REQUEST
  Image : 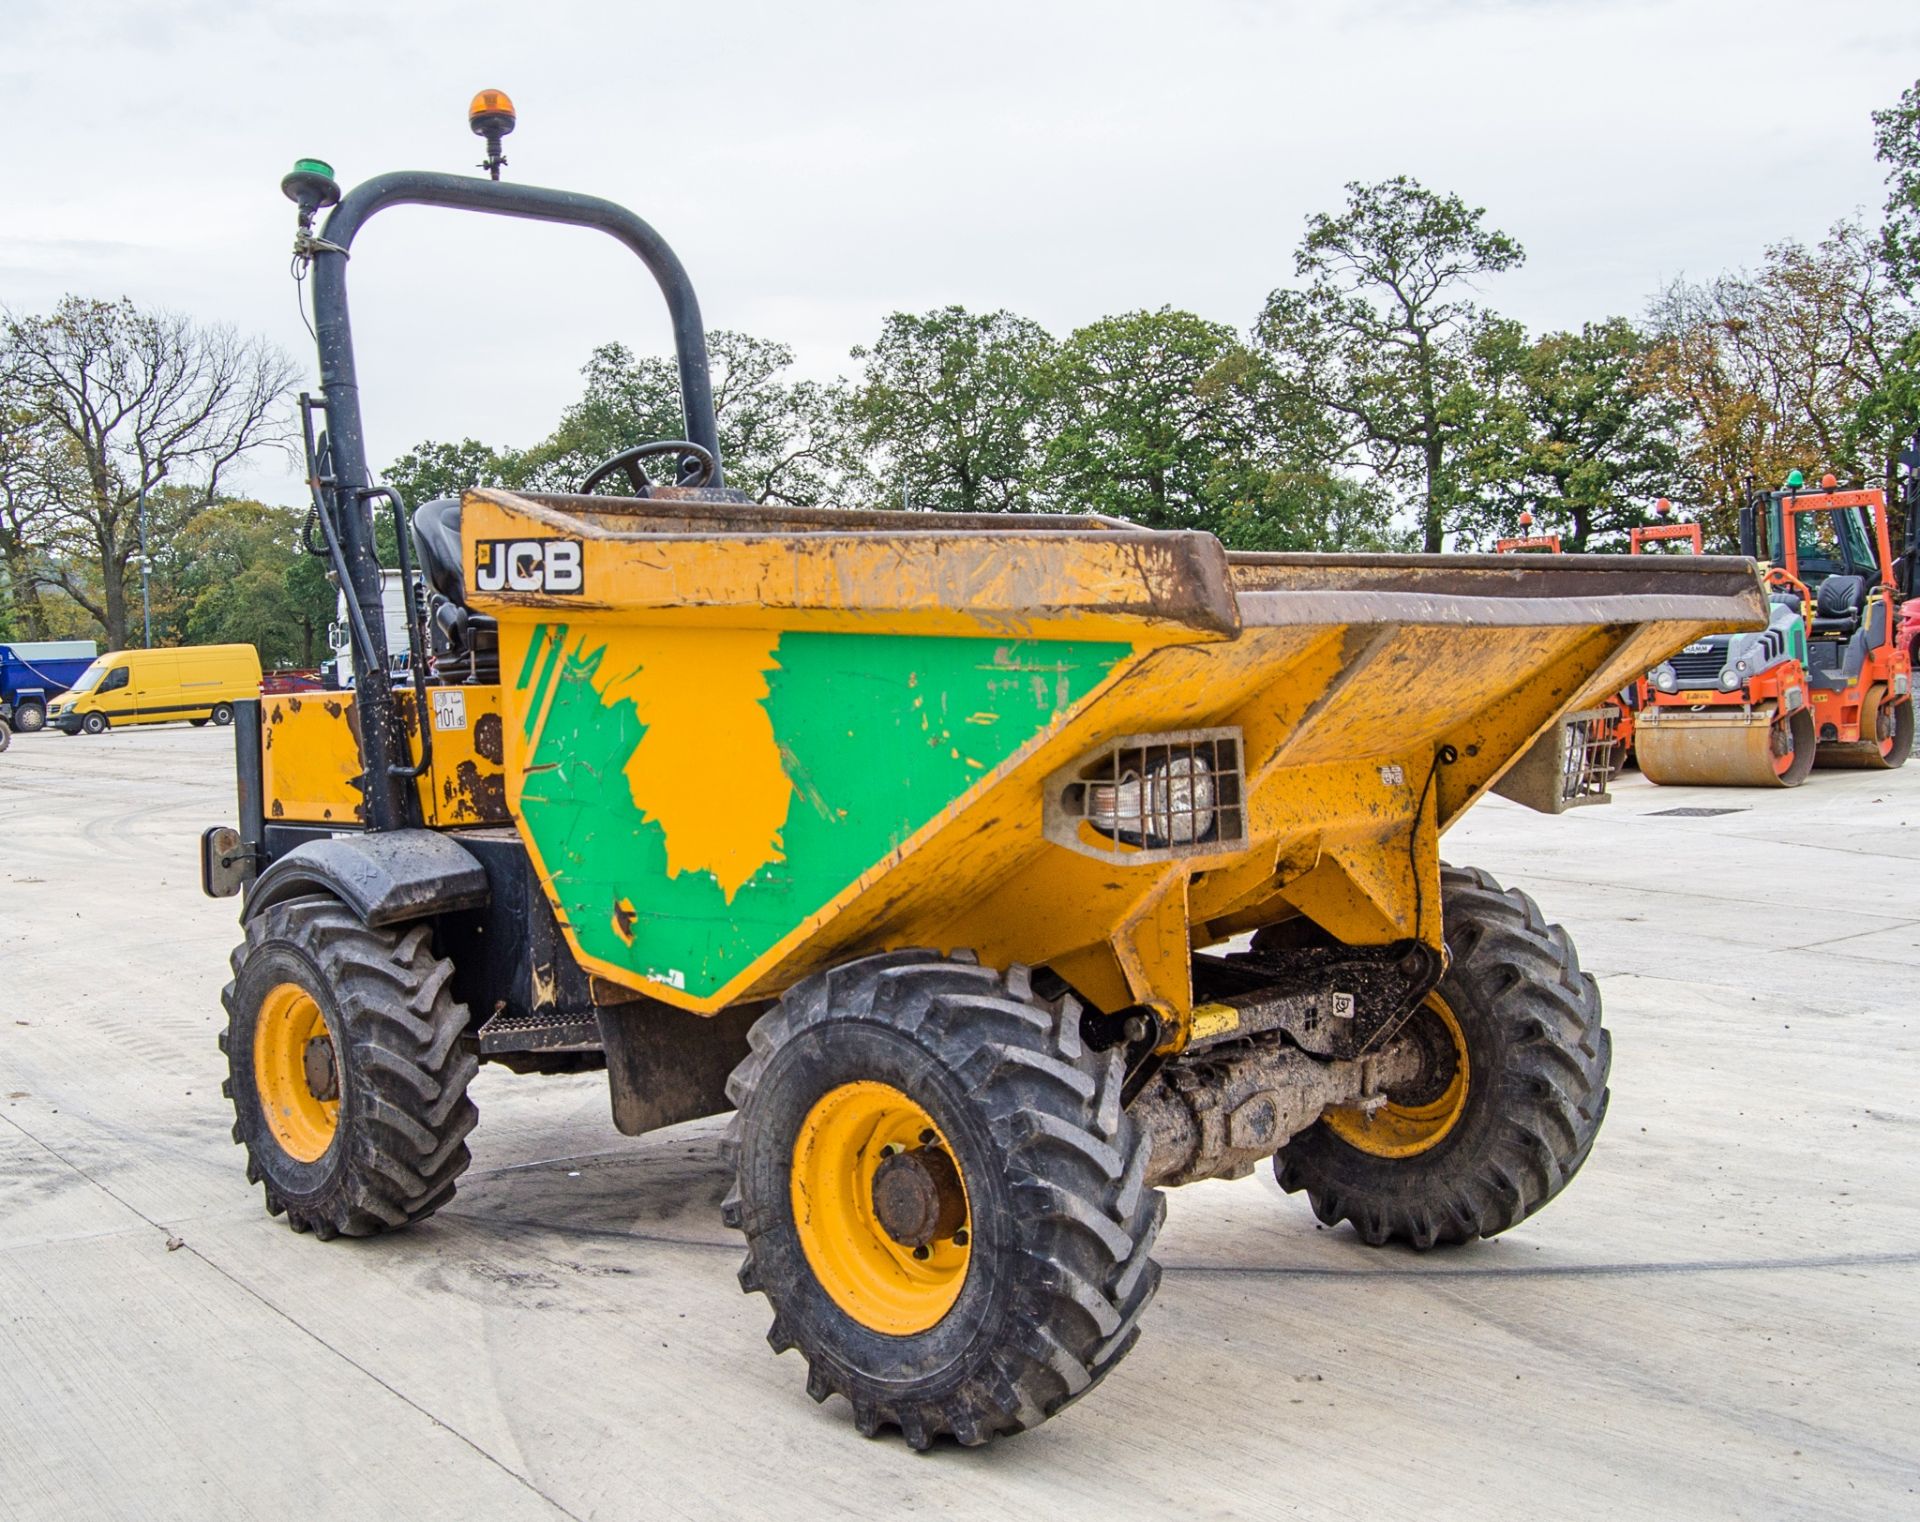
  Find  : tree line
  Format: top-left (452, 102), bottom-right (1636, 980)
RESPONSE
top-left (4, 77), bottom-right (1917, 659)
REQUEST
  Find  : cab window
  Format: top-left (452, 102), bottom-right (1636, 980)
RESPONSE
top-left (98, 666), bottom-right (130, 693)
top-left (1788, 507), bottom-right (1875, 584)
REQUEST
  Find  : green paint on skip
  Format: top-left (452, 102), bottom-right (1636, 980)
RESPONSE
top-left (523, 624), bottom-right (567, 738)
top-left (515, 628), bottom-right (1129, 997)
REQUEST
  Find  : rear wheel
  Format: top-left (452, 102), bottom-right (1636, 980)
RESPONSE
top-left (81, 712), bottom-right (108, 735)
top-left (210, 702), bottom-right (235, 726)
top-left (724, 952), bottom-right (1163, 1449)
top-left (12, 702), bottom-right (44, 734)
top-left (1275, 865), bottom-right (1610, 1249)
top-left (220, 894), bottom-right (478, 1238)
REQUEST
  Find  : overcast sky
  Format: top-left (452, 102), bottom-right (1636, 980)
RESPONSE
top-left (8, 0), bottom-right (1918, 506)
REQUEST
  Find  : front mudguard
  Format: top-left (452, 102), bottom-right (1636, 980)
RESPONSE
top-left (242, 829), bottom-right (490, 928)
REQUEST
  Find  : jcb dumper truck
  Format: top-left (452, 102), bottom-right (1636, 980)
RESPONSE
top-left (198, 98), bottom-right (1766, 1450)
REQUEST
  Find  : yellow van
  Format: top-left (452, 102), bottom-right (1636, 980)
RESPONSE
top-left (50, 644), bottom-right (262, 735)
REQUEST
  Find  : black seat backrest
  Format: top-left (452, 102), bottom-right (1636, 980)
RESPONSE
top-left (1814, 574), bottom-right (1865, 620)
top-left (412, 498), bottom-right (466, 605)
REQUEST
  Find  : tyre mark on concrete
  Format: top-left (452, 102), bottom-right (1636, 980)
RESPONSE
top-left (1158, 1249), bottom-right (1920, 1279)
top-left (1418, 1272), bottom-right (1920, 1491)
top-left (442, 1206), bottom-right (1920, 1282)
top-left (0, 1107), bottom-right (586, 1522)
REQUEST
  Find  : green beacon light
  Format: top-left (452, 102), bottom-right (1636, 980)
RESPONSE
top-left (1785, 469), bottom-right (1805, 490)
top-left (281, 157), bottom-right (343, 228)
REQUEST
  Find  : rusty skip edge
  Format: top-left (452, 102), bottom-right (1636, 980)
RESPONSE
top-left (519, 490), bottom-right (1142, 537)
top-left (469, 489), bottom-right (1244, 634)
top-left (1231, 552), bottom-right (1768, 628)
top-left (469, 489), bottom-right (1767, 635)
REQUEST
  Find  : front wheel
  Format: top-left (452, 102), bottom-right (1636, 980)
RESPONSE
top-left (1275, 865), bottom-right (1610, 1249)
top-left (81, 712), bottom-right (108, 735)
top-left (219, 894), bottom-right (479, 1238)
top-left (724, 953), bottom-right (1163, 1449)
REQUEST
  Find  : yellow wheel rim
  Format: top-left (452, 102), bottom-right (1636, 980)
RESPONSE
top-left (1325, 993), bottom-right (1469, 1159)
top-left (253, 982), bottom-right (339, 1164)
top-left (790, 1080), bottom-right (972, 1336)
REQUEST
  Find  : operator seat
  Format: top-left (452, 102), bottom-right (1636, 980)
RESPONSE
top-left (1809, 574), bottom-right (1866, 638)
top-left (411, 497), bottom-right (498, 682)
top-left (412, 498), bottom-right (467, 605)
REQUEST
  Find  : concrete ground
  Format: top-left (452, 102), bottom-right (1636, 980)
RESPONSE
top-left (1, 724), bottom-right (1915, 1522)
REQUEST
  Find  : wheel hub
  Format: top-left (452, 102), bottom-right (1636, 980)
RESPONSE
top-left (871, 1144), bottom-right (967, 1249)
top-left (1324, 992), bottom-right (1470, 1159)
top-left (789, 1080), bottom-right (973, 1334)
top-left (253, 982), bottom-right (340, 1163)
top-left (303, 1035), bottom-right (340, 1102)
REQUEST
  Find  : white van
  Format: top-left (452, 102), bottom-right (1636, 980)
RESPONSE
top-left (327, 571), bottom-right (418, 688)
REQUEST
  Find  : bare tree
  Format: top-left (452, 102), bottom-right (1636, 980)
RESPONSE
top-left (4, 297), bottom-right (297, 647)
top-left (0, 403), bottom-right (61, 639)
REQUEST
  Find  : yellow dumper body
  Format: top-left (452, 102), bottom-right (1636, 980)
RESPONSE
top-left (263, 490), bottom-right (1762, 1050)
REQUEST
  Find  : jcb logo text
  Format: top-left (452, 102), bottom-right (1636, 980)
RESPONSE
top-left (473, 539), bottom-right (584, 596)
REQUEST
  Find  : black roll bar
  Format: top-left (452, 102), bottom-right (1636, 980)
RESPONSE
top-left (301, 169), bottom-right (724, 831)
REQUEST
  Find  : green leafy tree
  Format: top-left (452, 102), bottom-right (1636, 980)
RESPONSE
top-left (851, 308), bottom-right (1054, 512)
top-left (1212, 469), bottom-right (1411, 552)
top-left (1256, 177), bottom-right (1526, 551)
top-left (1866, 77), bottom-right (1920, 461)
top-left (383, 438), bottom-right (525, 511)
top-left (162, 500), bottom-right (336, 667)
top-left (1873, 77), bottom-right (1920, 296)
top-left (520, 331), bottom-right (859, 506)
top-left (1463, 318), bottom-right (1682, 551)
top-left (1037, 308), bottom-right (1253, 529)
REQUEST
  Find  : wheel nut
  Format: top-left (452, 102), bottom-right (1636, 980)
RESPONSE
top-left (952, 1228), bottom-right (969, 1247)
top-left (912, 1245), bottom-right (930, 1261)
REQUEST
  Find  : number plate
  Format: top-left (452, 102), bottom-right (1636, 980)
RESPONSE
top-left (431, 690), bottom-right (468, 731)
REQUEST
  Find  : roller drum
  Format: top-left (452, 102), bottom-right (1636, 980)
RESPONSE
top-left (1635, 705), bottom-right (1815, 788)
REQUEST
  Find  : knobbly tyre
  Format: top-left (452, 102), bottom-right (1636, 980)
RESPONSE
top-left (199, 95), bottom-right (1767, 1450)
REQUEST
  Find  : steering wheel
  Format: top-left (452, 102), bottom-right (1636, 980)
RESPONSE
top-left (1763, 564), bottom-right (1812, 612)
top-left (578, 440), bottom-right (717, 495)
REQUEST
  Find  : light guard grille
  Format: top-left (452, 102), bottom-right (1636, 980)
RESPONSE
top-left (1559, 708), bottom-right (1616, 806)
top-left (1044, 728), bottom-right (1247, 864)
